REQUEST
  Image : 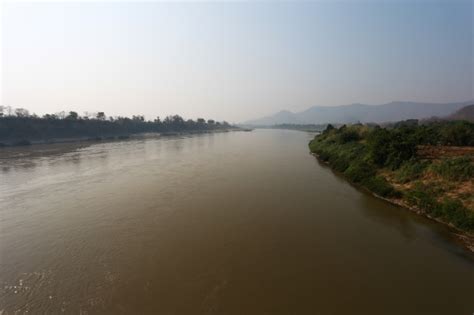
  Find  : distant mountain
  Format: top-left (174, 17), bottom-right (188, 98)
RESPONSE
top-left (244, 100), bottom-right (474, 125)
top-left (447, 104), bottom-right (474, 122)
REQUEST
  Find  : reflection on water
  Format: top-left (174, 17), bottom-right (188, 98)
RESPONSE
top-left (0, 130), bottom-right (473, 314)
top-left (361, 196), bottom-right (418, 242)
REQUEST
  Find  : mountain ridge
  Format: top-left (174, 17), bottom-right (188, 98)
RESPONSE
top-left (243, 100), bottom-right (474, 125)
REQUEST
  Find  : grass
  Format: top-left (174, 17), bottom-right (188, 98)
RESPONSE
top-left (394, 159), bottom-right (430, 183)
top-left (430, 157), bottom-right (474, 181)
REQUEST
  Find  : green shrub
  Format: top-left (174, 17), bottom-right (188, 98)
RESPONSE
top-left (367, 127), bottom-right (392, 166)
top-left (405, 183), bottom-right (439, 214)
top-left (405, 186), bottom-right (474, 231)
top-left (323, 124), bottom-right (335, 134)
top-left (362, 176), bottom-right (398, 197)
top-left (344, 161), bottom-right (375, 183)
top-left (332, 155), bottom-right (351, 172)
top-left (367, 128), bottom-right (417, 169)
top-left (439, 121), bottom-right (474, 146)
top-left (395, 159), bottom-right (430, 183)
top-left (337, 128), bottom-right (360, 144)
top-left (439, 198), bottom-right (474, 231)
top-left (318, 150), bottom-right (331, 162)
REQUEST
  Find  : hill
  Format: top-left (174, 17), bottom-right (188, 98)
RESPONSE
top-left (245, 100), bottom-right (473, 125)
top-left (447, 104), bottom-right (474, 122)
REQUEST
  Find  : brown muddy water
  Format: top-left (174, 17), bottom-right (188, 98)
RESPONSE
top-left (0, 129), bottom-right (473, 314)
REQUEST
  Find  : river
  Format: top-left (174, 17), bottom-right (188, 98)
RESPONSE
top-left (0, 129), bottom-right (473, 314)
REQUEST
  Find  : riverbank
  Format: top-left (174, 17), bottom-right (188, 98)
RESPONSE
top-left (311, 152), bottom-right (474, 251)
top-left (0, 128), bottom-right (245, 148)
top-left (309, 122), bottom-right (474, 252)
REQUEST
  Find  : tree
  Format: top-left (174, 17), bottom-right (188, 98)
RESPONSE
top-left (0, 106), bottom-right (231, 143)
top-left (367, 128), bottom-right (416, 169)
top-left (323, 124), bottom-right (335, 134)
top-left (337, 128), bottom-right (360, 143)
top-left (172, 115), bottom-right (184, 123)
top-left (43, 114), bottom-right (57, 120)
top-left (163, 116), bottom-right (173, 125)
top-left (440, 122), bottom-right (474, 146)
top-left (15, 108), bottom-right (30, 117)
top-left (367, 128), bottom-right (392, 166)
top-left (1, 106), bottom-right (14, 116)
top-left (66, 111), bottom-right (79, 120)
top-left (96, 112), bottom-right (106, 120)
top-left (83, 111), bottom-right (96, 119)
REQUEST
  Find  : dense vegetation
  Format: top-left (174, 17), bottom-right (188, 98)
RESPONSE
top-left (0, 106), bottom-right (233, 146)
top-left (309, 120), bottom-right (474, 232)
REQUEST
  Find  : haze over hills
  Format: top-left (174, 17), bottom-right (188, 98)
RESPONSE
top-left (244, 101), bottom-right (474, 125)
top-left (447, 104), bottom-right (474, 122)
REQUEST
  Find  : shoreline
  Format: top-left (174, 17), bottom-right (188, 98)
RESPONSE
top-left (0, 128), bottom-right (246, 148)
top-left (311, 152), bottom-right (474, 252)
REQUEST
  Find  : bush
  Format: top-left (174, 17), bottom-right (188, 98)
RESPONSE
top-left (317, 150), bottom-right (331, 162)
top-left (323, 124), bottom-right (335, 134)
top-left (332, 155), bottom-right (351, 172)
top-left (363, 176), bottom-right (398, 197)
top-left (405, 183), bottom-right (439, 214)
top-left (337, 128), bottom-right (360, 144)
top-left (405, 186), bottom-right (474, 231)
top-left (366, 128), bottom-right (416, 169)
top-left (395, 159), bottom-right (430, 183)
top-left (439, 121), bottom-right (474, 146)
top-left (439, 198), bottom-right (474, 231)
top-left (344, 161), bottom-right (375, 183)
top-left (367, 127), bottom-right (392, 166)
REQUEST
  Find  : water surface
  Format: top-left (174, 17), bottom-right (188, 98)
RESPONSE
top-left (1, 130), bottom-right (473, 314)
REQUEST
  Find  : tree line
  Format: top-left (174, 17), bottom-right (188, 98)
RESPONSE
top-left (0, 106), bottom-right (233, 145)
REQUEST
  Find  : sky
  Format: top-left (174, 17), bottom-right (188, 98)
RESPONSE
top-left (1, 1), bottom-right (473, 122)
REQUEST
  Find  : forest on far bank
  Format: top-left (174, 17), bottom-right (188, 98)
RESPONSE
top-left (0, 106), bottom-right (233, 146)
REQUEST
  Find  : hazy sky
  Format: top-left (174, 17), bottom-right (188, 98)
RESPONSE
top-left (1, 1), bottom-right (473, 122)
